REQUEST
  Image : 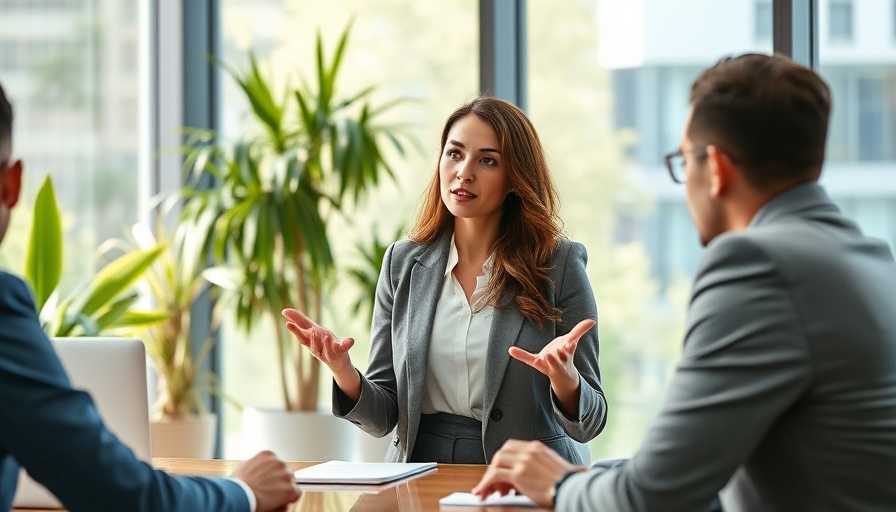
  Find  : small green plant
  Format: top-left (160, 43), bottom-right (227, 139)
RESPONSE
top-left (23, 174), bottom-right (166, 337)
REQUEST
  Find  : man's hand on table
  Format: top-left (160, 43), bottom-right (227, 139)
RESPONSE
top-left (232, 450), bottom-right (301, 512)
top-left (472, 440), bottom-right (586, 508)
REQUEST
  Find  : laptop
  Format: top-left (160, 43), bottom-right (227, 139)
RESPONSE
top-left (12, 337), bottom-right (153, 509)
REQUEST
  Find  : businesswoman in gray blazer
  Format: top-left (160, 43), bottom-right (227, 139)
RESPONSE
top-left (283, 96), bottom-right (607, 464)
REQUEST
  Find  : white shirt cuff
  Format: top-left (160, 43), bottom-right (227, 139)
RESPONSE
top-left (225, 477), bottom-right (257, 512)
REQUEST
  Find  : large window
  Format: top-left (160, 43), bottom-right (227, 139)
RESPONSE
top-left (526, 0), bottom-right (772, 459)
top-left (824, 67), bottom-right (896, 162)
top-left (820, 0), bottom-right (896, 253)
top-left (2, 0), bottom-right (891, 468)
top-left (0, 0), bottom-right (141, 295)
top-left (218, 0), bottom-right (478, 458)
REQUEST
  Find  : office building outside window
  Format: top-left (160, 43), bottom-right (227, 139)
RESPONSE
top-left (830, 0), bottom-right (854, 41)
top-left (820, 0), bottom-right (896, 259)
top-left (527, 0), bottom-right (771, 459)
top-left (755, 0), bottom-right (773, 40)
top-left (528, 0), bottom-right (896, 461)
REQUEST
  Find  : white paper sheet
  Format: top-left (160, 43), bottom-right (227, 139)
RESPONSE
top-left (439, 491), bottom-right (537, 507)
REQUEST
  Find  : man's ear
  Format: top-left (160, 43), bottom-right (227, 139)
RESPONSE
top-left (706, 145), bottom-right (736, 198)
top-left (0, 160), bottom-right (23, 209)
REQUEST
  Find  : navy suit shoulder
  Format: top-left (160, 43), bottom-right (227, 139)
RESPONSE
top-left (0, 272), bottom-right (248, 512)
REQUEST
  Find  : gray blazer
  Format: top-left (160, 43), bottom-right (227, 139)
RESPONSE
top-left (333, 234), bottom-right (608, 463)
top-left (558, 183), bottom-right (896, 511)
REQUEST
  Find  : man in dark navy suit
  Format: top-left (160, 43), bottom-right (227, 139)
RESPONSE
top-left (0, 83), bottom-right (301, 511)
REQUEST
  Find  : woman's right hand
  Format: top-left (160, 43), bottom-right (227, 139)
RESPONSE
top-left (282, 308), bottom-right (355, 375)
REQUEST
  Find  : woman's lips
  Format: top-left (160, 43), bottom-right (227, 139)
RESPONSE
top-left (451, 187), bottom-right (477, 201)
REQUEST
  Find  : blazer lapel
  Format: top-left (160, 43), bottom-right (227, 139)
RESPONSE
top-left (404, 233), bottom-right (451, 455)
top-left (483, 293), bottom-right (525, 422)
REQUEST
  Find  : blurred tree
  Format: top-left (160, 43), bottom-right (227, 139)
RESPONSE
top-left (527, 0), bottom-right (690, 459)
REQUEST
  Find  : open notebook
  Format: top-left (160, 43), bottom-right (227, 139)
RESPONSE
top-left (12, 337), bottom-right (152, 509)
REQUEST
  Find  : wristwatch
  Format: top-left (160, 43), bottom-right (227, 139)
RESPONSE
top-left (552, 470), bottom-right (579, 507)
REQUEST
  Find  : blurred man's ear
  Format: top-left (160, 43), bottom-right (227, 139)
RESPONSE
top-left (0, 160), bottom-right (23, 209)
top-left (706, 145), bottom-right (736, 198)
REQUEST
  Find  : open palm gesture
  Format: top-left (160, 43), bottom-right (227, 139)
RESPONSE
top-left (282, 308), bottom-right (354, 374)
top-left (508, 318), bottom-right (595, 389)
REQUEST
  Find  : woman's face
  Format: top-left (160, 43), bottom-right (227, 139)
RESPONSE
top-left (439, 114), bottom-right (511, 224)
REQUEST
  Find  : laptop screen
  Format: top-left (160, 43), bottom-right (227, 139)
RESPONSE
top-left (12, 337), bottom-right (152, 509)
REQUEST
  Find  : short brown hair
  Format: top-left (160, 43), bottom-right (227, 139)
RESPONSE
top-left (689, 53), bottom-right (831, 187)
top-left (409, 95), bottom-right (563, 326)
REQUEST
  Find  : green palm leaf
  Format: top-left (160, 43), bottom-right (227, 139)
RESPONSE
top-left (24, 175), bottom-right (63, 312)
top-left (76, 244), bottom-right (167, 317)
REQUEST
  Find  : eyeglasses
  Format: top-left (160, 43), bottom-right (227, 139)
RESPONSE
top-left (664, 147), bottom-right (707, 184)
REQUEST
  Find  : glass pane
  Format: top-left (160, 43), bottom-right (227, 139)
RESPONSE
top-left (0, 0), bottom-right (141, 295)
top-left (755, 0), bottom-right (773, 41)
top-left (527, 0), bottom-right (771, 459)
top-left (819, 2), bottom-right (896, 252)
top-left (218, 0), bottom-right (478, 457)
top-left (829, 0), bottom-right (854, 41)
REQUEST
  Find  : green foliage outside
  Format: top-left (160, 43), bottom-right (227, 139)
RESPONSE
top-left (525, 1), bottom-right (691, 459)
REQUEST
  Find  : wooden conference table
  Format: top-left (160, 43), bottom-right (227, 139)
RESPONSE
top-left (16, 458), bottom-right (549, 512)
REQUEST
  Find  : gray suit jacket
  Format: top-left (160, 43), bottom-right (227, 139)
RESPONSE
top-left (558, 183), bottom-right (896, 511)
top-left (333, 234), bottom-right (608, 463)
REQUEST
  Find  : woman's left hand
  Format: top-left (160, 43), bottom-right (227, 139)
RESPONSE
top-left (508, 319), bottom-right (595, 401)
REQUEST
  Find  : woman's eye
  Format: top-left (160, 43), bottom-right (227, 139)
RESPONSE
top-left (446, 148), bottom-right (461, 159)
top-left (481, 156), bottom-right (496, 166)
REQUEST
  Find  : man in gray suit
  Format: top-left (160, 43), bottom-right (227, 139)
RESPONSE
top-left (473, 53), bottom-right (896, 511)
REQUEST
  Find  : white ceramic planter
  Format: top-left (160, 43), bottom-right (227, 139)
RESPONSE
top-left (150, 413), bottom-right (217, 458)
top-left (241, 407), bottom-right (357, 461)
top-left (355, 430), bottom-right (393, 462)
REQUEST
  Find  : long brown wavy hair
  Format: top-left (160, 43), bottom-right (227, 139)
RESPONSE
top-left (408, 95), bottom-right (563, 327)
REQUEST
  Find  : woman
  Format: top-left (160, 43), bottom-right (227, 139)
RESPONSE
top-left (283, 95), bottom-right (607, 464)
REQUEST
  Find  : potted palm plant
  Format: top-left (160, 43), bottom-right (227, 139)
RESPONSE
top-left (179, 23), bottom-right (412, 459)
top-left (123, 218), bottom-right (220, 458)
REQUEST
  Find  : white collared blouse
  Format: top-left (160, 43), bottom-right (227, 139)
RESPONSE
top-left (421, 234), bottom-right (495, 421)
